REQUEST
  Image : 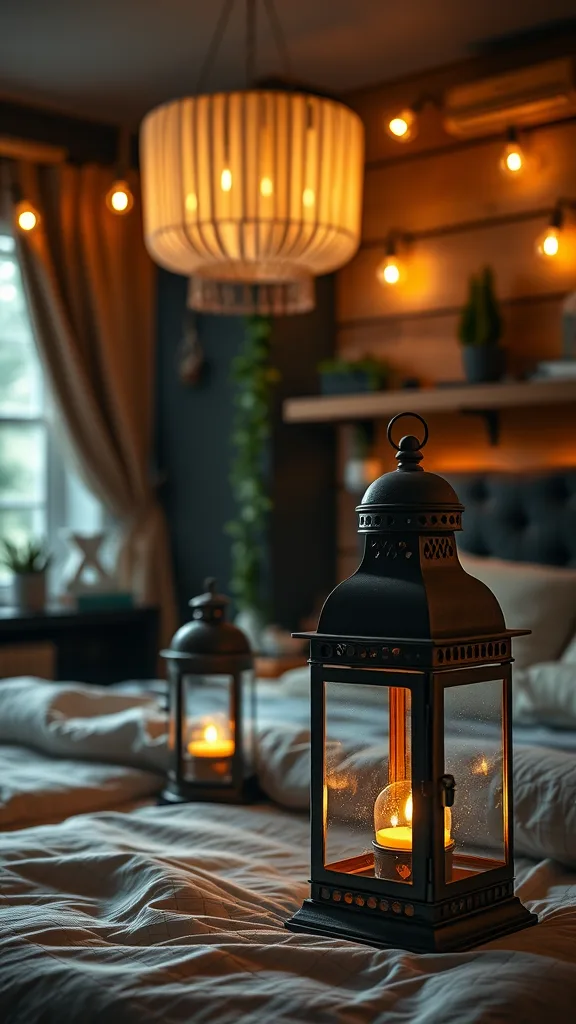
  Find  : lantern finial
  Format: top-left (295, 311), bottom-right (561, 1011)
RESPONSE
top-left (387, 412), bottom-right (429, 473)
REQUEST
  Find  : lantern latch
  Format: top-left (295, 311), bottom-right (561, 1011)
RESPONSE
top-left (440, 774), bottom-right (456, 808)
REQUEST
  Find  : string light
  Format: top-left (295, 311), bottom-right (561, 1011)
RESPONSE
top-left (376, 237), bottom-right (403, 285)
top-left (500, 127), bottom-right (525, 176)
top-left (536, 204), bottom-right (564, 258)
top-left (106, 180), bottom-right (134, 215)
top-left (14, 200), bottom-right (40, 233)
top-left (386, 108), bottom-right (417, 143)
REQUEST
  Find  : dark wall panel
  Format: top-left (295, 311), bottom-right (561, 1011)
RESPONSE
top-left (155, 269), bottom-right (243, 621)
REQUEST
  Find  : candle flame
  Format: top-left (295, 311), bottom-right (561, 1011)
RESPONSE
top-left (390, 794), bottom-right (412, 828)
top-left (204, 724), bottom-right (218, 743)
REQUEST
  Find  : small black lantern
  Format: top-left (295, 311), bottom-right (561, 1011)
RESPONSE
top-left (286, 413), bottom-right (538, 952)
top-left (161, 578), bottom-right (258, 804)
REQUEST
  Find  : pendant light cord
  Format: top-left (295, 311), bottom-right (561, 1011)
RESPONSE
top-left (195, 0), bottom-right (292, 94)
top-left (263, 0), bottom-right (292, 79)
top-left (195, 0), bottom-right (235, 93)
top-left (246, 0), bottom-right (256, 87)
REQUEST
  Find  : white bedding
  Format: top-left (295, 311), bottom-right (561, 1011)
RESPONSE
top-left (1, 802), bottom-right (576, 1023)
top-left (0, 679), bottom-right (166, 828)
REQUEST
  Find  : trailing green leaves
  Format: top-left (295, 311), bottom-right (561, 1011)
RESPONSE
top-left (226, 316), bottom-right (278, 614)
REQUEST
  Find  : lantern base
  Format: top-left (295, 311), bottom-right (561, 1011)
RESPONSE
top-left (285, 896), bottom-right (537, 953)
top-left (159, 774), bottom-right (264, 805)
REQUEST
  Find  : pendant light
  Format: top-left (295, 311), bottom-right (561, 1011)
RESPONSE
top-left (140, 0), bottom-right (365, 315)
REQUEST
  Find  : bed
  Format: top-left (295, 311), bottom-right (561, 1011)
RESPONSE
top-left (2, 470), bottom-right (576, 1022)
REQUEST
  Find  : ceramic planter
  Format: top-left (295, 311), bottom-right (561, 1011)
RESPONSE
top-left (462, 345), bottom-right (506, 384)
top-left (12, 572), bottom-right (46, 613)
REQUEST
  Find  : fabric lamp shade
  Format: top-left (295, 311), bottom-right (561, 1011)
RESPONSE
top-left (140, 89), bottom-right (364, 301)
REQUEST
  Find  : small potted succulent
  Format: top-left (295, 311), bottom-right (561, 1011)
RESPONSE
top-left (1, 539), bottom-right (51, 613)
top-left (458, 266), bottom-right (506, 384)
top-left (318, 355), bottom-right (389, 395)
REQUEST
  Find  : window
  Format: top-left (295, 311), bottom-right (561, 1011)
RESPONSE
top-left (0, 232), bottom-right (102, 590)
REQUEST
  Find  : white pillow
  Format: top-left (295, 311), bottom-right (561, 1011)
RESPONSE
top-left (460, 553), bottom-right (576, 669)
top-left (513, 662), bottom-right (576, 727)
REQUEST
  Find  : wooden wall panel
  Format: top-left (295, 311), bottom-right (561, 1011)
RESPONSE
top-left (337, 218), bottom-right (576, 324)
top-left (349, 32), bottom-right (576, 165)
top-left (362, 121), bottom-right (576, 241)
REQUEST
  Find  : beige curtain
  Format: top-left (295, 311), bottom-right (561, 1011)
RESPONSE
top-left (11, 159), bottom-right (176, 647)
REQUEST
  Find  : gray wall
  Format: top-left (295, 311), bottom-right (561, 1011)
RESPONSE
top-left (156, 269), bottom-right (336, 628)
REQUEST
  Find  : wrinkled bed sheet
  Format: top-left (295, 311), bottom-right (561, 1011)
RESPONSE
top-left (1, 802), bottom-right (576, 1024)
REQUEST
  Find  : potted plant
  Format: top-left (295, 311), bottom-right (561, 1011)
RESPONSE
top-left (1, 539), bottom-right (51, 613)
top-left (318, 356), bottom-right (389, 395)
top-left (458, 266), bottom-right (506, 384)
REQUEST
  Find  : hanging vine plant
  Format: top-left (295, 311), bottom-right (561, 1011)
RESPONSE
top-left (226, 316), bottom-right (279, 616)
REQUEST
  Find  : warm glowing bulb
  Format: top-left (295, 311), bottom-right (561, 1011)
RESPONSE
top-left (16, 205), bottom-right (38, 232)
top-left (389, 117), bottom-right (408, 137)
top-left (221, 168), bottom-right (232, 192)
top-left (377, 256), bottom-right (401, 285)
top-left (390, 813), bottom-right (399, 828)
top-left (387, 109), bottom-right (416, 142)
top-left (204, 724), bottom-right (218, 744)
top-left (537, 226), bottom-right (560, 258)
top-left (112, 190), bottom-right (129, 211)
top-left (501, 142), bottom-right (524, 175)
top-left (260, 177), bottom-right (273, 197)
top-left (405, 793), bottom-right (413, 823)
top-left (186, 192), bottom-right (198, 212)
top-left (106, 180), bottom-right (133, 215)
top-left (302, 188), bottom-right (315, 208)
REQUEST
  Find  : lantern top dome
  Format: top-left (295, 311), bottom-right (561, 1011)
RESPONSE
top-left (358, 414), bottom-right (463, 517)
top-left (316, 414), bottom-right (508, 644)
top-left (163, 578), bottom-right (251, 660)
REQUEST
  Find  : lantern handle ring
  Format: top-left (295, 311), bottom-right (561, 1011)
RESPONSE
top-left (387, 412), bottom-right (429, 451)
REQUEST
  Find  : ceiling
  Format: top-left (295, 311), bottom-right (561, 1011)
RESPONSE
top-left (0, 0), bottom-right (575, 126)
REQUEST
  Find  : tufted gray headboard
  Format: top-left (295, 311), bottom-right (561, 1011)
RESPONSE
top-left (447, 472), bottom-right (576, 568)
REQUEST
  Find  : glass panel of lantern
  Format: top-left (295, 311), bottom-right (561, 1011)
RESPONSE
top-left (324, 680), bottom-right (422, 887)
top-left (181, 673), bottom-right (235, 785)
top-left (442, 676), bottom-right (507, 885)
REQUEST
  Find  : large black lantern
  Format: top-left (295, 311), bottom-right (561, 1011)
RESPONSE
top-left (161, 578), bottom-right (258, 804)
top-left (286, 413), bottom-right (537, 952)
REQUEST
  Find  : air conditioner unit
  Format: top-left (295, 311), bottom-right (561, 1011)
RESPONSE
top-left (444, 58), bottom-right (576, 138)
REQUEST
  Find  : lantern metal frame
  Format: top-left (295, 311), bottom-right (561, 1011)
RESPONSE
top-left (161, 580), bottom-right (260, 805)
top-left (286, 413), bottom-right (538, 953)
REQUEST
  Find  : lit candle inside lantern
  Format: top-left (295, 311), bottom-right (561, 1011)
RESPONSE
top-left (375, 793), bottom-right (452, 851)
top-left (187, 722), bottom-right (235, 758)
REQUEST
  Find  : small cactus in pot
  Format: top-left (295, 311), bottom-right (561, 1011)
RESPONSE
top-left (458, 267), bottom-right (506, 383)
top-left (1, 539), bottom-right (51, 613)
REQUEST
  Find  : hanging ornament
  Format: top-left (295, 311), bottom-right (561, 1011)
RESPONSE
top-left (140, 0), bottom-right (364, 315)
top-left (178, 310), bottom-right (205, 386)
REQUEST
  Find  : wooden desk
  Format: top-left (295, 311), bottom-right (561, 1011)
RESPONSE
top-left (0, 606), bottom-right (159, 685)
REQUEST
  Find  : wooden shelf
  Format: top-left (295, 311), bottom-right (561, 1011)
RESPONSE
top-left (283, 378), bottom-right (576, 425)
